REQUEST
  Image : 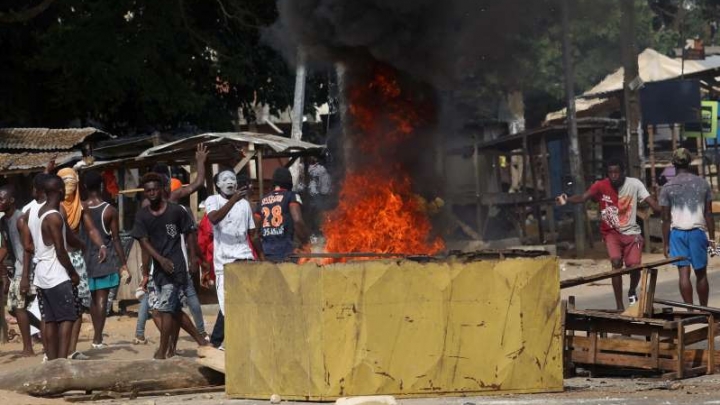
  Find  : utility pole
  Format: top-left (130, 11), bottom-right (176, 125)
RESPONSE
top-left (562, 0), bottom-right (586, 256)
top-left (621, 0), bottom-right (642, 179)
top-left (290, 47), bottom-right (307, 190)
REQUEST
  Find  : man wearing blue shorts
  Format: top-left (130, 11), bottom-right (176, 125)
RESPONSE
top-left (660, 148), bottom-right (715, 306)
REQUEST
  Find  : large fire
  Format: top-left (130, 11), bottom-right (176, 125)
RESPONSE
top-left (320, 65), bottom-right (445, 261)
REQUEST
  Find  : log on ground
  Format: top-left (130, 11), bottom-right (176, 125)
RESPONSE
top-left (0, 357), bottom-right (224, 396)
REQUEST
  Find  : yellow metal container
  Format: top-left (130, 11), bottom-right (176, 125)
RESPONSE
top-left (225, 257), bottom-right (562, 400)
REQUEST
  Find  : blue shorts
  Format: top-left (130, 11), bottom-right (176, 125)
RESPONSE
top-left (89, 273), bottom-right (120, 291)
top-left (670, 228), bottom-right (709, 271)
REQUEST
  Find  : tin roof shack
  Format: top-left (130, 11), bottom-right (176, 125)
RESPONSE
top-left (546, 48), bottom-right (720, 192)
top-left (84, 131), bottom-right (324, 230)
top-left (453, 121), bottom-right (619, 249)
top-left (0, 127), bottom-right (112, 202)
top-left (83, 132), bottom-right (323, 305)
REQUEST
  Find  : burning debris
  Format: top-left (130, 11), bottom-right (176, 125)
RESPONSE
top-left (322, 65), bottom-right (445, 260)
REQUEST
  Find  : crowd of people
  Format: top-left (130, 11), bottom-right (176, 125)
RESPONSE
top-left (558, 147), bottom-right (715, 309)
top-left (0, 143), bottom-right (314, 360)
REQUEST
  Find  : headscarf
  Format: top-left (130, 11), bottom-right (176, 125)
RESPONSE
top-left (58, 168), bottom-right (82, 231)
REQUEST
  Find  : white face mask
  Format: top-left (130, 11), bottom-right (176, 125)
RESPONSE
top-left (216, 171), bottom-right (237, 196)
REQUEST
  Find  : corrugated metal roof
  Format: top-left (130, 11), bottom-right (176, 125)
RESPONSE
top-left (138, 132), bottom-right (323, 158)
top-left (0, 127), bottom-right (113, 150)
top-left (0, 151), bottom-right (82, 173)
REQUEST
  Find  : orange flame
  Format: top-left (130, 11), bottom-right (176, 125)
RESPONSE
top-left (320, 65), bottom-right (444, 262)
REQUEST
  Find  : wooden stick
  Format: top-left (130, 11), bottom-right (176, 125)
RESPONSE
top-left (654, 298), bottom-right (720, 316)
top-left (64, 385), bottom-right (225, 403)
top-left (291, 252), bottom-right (417, 259)
top-left (560, 257), bottom-right (682, 289)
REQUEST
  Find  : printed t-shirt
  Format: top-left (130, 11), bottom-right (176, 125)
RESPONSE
top-left (659, 172), bottom-right (712, 230)
top-left (587, 177), bottom-right (650, 236)
top-left (256, 189), bottom-right (302, 261)
top-left (131, 202), bottom-right (195, 287)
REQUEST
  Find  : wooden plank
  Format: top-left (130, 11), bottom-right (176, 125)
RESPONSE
top-left (567, 309), bottom-right (672, 326)
top-left (651, 331), bottom-right (660, 369)
top-left (566, 334), bottom-right (676, 354)
top-left (233, 150), bottom-right (256, 174)
top-left (646, 269), bottom-right (658, 316)
top-left (654, 298), bottom-right (720, 316)
top-left (561, 258), bottom-right (682, 289)
top-left (197, 345), bottom-right (225, 374)
top-left (64, 385), bottom-right (225, 403)
top-left (677, 324), bottom-right (685, 379)
top-left (622, 268), bottom-right (649, 318)
top-left (571, 350), bottom-right (677, 371)
top-left (709, 315), bottom-right (716, 375)
top-left (566, 318), bottom-right (675, 339)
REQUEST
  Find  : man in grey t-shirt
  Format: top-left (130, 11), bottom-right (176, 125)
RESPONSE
top-left (660, 148), bottom-right (715, 306)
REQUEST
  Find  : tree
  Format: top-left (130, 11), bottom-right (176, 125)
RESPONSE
top-left (0, 0), bottom-right (326, 133)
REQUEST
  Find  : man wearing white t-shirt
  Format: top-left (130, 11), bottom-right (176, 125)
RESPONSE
top-left (205, 171), bottom-right (260, 346)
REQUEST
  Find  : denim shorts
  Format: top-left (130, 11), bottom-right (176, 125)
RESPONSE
top-left (154, 283), bottom-right (184, 314)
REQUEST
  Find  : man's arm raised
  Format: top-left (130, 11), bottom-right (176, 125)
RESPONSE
top-left (170, 144), bottom-right (208, 202)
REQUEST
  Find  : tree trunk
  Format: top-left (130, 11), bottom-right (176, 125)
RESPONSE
top-left (0, 358), bottom-right (224, 396)
top-left (562, 0), bottom-right (587, 256)
top-left (621, 0), bottom-right (642, 179)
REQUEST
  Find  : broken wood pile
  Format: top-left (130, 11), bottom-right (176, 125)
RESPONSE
top-left (562, 258), bottom-right (720, 379)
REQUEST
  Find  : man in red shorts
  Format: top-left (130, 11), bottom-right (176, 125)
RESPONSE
top-left (558, 158), bottom-right (660, 310)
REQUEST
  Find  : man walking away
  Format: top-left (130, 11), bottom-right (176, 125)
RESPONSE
top-left (660, 148), bottom-right (715, 306)
top-left (558, 158), bottom-right (660, 310)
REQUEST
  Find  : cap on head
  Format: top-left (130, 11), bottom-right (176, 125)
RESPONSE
top-left (672, 148), bottom-right (692, 167)
top-left (272, 167), bottom-right (293, 189)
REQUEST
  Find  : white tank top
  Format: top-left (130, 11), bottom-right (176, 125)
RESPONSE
top-left (29, 208), bottom-right (69, 289)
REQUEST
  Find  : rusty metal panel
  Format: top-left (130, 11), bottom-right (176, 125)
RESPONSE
top-left (225, 257), bottom-right (562, 400)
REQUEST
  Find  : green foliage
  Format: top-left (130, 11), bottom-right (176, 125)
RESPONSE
top-left (0, 0), bottom-right (326, 133)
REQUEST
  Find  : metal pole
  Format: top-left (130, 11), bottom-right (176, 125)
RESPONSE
top-left (562, 0), bottom-right (586, 256)
top-left (289, 47), bottom-right (307, 190)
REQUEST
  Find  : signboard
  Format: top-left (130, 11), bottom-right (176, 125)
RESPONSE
top-left (641, 80), bottom-right (700, 125)
top-left (685, 100), bottom-right (718, 138)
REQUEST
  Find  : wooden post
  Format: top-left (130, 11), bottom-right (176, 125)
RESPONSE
top-left (257, 148), bottom-right (264, 197)
top-left (708, 314), bottom-right (715, 375)
top-left (649, 125), bottom-right (657, 191)
top-left (189, 163), bottom-right (199, 221)
top-left (473, 133), bottom-right (482, 234)
top-left (562, 0), bottom-right (586, 256)
top-left (526, 136), bottom-right (544, 243)
top-left (540, 135), bottom-right (556, 242)
top-left (117, 169), bottom-right (125, 231)
top-left (677, 323), bottom-right (685, 378)
top-left (672, 123), bottom-right (679, 151)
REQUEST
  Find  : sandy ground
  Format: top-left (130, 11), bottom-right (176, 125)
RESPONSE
top-left (6, 244), bottom-right (720, 404)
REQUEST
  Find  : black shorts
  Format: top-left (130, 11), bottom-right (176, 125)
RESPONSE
top-left (38, 281), bottom-right (80, 323)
